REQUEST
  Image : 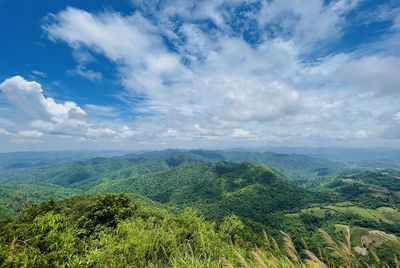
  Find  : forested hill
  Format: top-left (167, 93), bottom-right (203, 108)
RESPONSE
top-left (1, 150), bottom-right (400, 267)
top-left (328, 169), bottom-right (400, 208)
top-left (0, 150), bottom-right (334, 219)
top-left (0, 149), bottom-right (347, 186)
top-left (129, 149), bottom-right (349, 181)
top-left (0, 160), bottom-right (319, 223)
top-left (90, 162), bottom-right (318, 222)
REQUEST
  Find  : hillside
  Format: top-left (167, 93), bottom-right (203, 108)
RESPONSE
top-left (0, 183), bottom-right (82, 218)
top-left (328, 169), bottom-right (400, 208)
top-left (137, 149), bottom-right (349, 182)
top-left (0, 155), bottom-right (191, 189)
top-left (91, 162), bottom-right (318, 223)
top-left (0, 149), bottom-right (349, 188)
top-left (2, 193), bottom-right (399, 267)
top-left (0, 151), bottom-right (400, 267)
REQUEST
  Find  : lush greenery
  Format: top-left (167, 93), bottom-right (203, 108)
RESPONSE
top-left (90, 162), bottom-right (318, 222)
top-left (328, 169), bottom-right (400, 208)
top-left (1, 150), bottom-right (400, 267)
top-left (1, 194), bottom-right (399, 267)
top-left (0, 183), bottom-right (82, 219)
top-left (0, 149), bottom-right (349, 186)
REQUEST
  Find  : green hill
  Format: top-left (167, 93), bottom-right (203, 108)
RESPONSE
top-left (137, 149), bottom-right (349, 183)
top-left (1, 193), bottom-right (399, 267)
top-left (0, 155), bottom-right (200, 190)
top-left (0, 193), bottom-right (240, 267)
top-left (0, 149), bottom-right (349, 188)
top-left (0, 183), bottom-right (82, 218)
top-left (328, 169), bottom-right (400, 208)
top-left (91, 162), bottom-right (317, 223)
top-left (1, 150), bottom-right (400, 267)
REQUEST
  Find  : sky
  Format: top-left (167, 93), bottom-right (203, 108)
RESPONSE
top-left (0, 0), bottom-right (399, 151)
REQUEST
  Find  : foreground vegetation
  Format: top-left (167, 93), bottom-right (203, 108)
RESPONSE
top-left (1, 194), bottom-right (399, 267)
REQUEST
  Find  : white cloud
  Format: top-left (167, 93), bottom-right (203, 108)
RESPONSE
top-left (339, 56), bottom-right (400, 96)
top-left (231, 128), bottom-right (254, 139)
top-left (37, 3), bottom-right (400, 147)
top-left (67, 50), bottom-right (103, 82)
top-left (18, 130), bottom-right (43, 138)
top-left (160, 128), bottom-right (179, 138)
top-left (395, 112), bottom-right (400, 123)
top-left (0, 76), bottom-right (86, 123)
top-left (258, 0), bottom-right (357, 48)
top-left (0, 76), bottom-right (138, 142)
top-left (84, 104), bottom-right (120, 118)
top-left (355, 130), bottom-right (369, 139)
top-left (31, 70), bottom-right (47, 78)
top-left (68, 64), bottom-right (102, 82)
top-left (120, 126), bottom-right (136, 138)
top-left (2, 1), bottom-right (399, 149)
top-left (87, 127), bottom-right (117, 138)
top-left (44, 7), bottom-right (185, 97)
top-left (0, 128), bottom-right (10, 136)
top-left (43, 7), bottom-right (305, 125)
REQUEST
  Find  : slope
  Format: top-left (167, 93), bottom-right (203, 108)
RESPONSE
top-left (0, 149), bottom-right (349, 189)
top-left (328, 169), bottom-right (400, 208)
top-left (0, 154), bottom-right (203, 190)
top-left (90, 161), bottom-right (317, 223)
top-left (0, 183), bottom-right (82, 218)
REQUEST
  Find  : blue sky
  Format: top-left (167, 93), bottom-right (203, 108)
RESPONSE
top-left (0, 0), bottom-right (399, 151)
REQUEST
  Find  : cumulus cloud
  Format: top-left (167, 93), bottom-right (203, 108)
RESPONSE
top-left (43, 7), bottom-right (303, 124)
top-left (0, 76), bottom-right (86, 122)
top-left (37, 2), bottom-right (400, 147)
top-left (339, 56), bottom-right (400, 96)
top-left (2, 0), bottom-right (399, 149)
top-left (0, 76), bottom-right (138, 142)
top-left (120, 126), bottom-right (136, 138)
top-left (44, 7), bottom-right (185, 97)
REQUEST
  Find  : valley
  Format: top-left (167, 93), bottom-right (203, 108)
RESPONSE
top-left (1, 149), bottom-right (400, 267)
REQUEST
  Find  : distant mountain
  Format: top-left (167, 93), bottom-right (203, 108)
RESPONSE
top-left (129, 149), bottom-right (349, 182)
top-left (263, 147), bottom-right (400, 162)
top-left (0, 149), bottom-right (349, 187)
top-left (0, 150), bottom-right (129, 170)
top-left (217, 150), bottom-right (347, 182)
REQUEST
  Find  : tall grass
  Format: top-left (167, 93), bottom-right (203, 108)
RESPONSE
top-left (226, 225), bottom-right (400, 268)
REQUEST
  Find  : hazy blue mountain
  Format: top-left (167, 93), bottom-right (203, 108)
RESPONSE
top-left (0, 150), bottom-right (129, 170)
top-left (263, 147), bottom-right (400, 161)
